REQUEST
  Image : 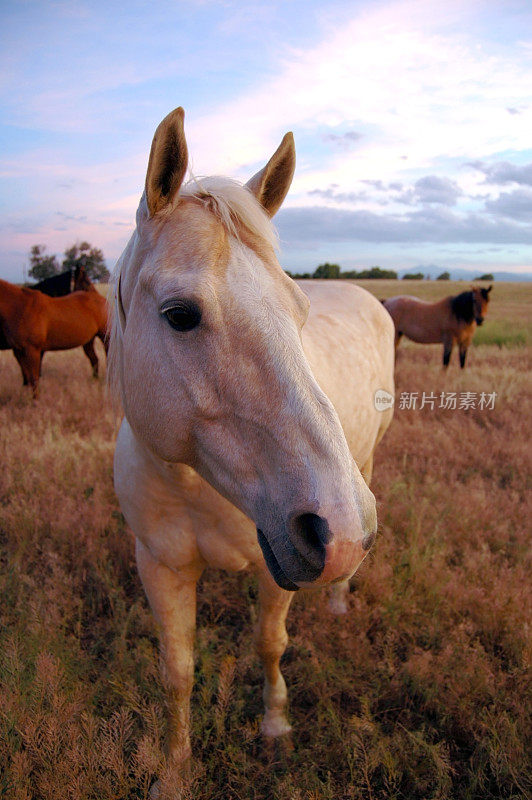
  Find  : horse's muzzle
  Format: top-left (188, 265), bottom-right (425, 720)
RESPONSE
top-left (476, 317), bottom-right (484, 326)
top-left (257, 512), bottom-right (330, 591)
top-left (257, 511), bottom-right (371, 591)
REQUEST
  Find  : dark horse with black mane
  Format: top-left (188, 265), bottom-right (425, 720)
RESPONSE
top-left (28, 266), bottom-right (90, 296)
top-left (383, 286), bottom-right (492, 368)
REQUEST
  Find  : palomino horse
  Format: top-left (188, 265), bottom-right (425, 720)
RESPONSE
top-left (109, 107), bottom-right (395, 770)
top-left (383, 286), bottom-right (492, 368)
top-left (0, 277), bottom-right (109, 396)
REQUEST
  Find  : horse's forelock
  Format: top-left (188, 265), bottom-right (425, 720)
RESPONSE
top-left (181, 176), bottom-right (279, 252)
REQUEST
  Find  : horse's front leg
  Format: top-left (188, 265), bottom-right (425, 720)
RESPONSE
top-left (457, 329), bottom-right (474, 369)
top-left (255, 570), bottom-right (294, 738)
top-left (82, 338), bottom-right (99, 377)
top-left (136, 539), bottom-right (200, 766)
top-left (442, 333), bottom-right (454, 368)
top-left (13, 345), bottom-right (41, 397)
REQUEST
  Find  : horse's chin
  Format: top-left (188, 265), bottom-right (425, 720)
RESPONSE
top-left (257, 529), bottom-right (300, 591)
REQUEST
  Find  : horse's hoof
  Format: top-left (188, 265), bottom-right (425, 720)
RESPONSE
top-left (328, 595), bottom-right (349, 614)
top-left (261, 709), bottom-right (292, 738)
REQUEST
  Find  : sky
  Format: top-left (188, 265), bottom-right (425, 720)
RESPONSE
top-left (1, 0), bottom-right (531, 282)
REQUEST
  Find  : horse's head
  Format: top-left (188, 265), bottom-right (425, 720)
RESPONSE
top-left (74, 267), bottom-right (93, 292)
top-left (472, 285), bottom-right (492, 325)
top-left (110, 107), bottom-right (377, 591)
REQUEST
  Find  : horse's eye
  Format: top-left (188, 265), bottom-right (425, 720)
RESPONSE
top-left (162, 301), bottom-right (202, 332)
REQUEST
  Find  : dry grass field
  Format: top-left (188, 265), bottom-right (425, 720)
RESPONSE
top-left (1, 281), bottom-right (531, 799)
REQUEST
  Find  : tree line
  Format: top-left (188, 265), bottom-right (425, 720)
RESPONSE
top-left (27, 242), bottom-right (110, 283)
top-left (286, 263), bottom-right (494, 281)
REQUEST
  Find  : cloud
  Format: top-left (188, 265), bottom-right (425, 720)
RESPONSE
top-left (362, 179), bottom-right (404, 192)
top-left (308, 186), bottom-right (369, 203)
top-left (321, 131), bottom-right (362, 150)
top-left (485, 188), bottom-right (532, 221)
top-left (307, 175), bottom-right (462, 208)
top-left (410, 175), bottom-right (462, 205)
top-left (468, 160), bottom-right (532, 186)
top-left (184, 0), bottom-right (532, 185)
top-left (56, 211), bottom-right (87, 222)
top-left (276, 204), bottom-right (532, 246)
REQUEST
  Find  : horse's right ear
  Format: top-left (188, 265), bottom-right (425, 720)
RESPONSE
top-left (487, 285), bottom-right (492, 293)
top-left (145, 107), bottom-right (188, 217)
top-left (246, 132), bottom-right (296, 217)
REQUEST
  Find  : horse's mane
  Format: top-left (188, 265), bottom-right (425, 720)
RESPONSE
top-left (450, 291), bottom-right (474, 323)
top-left (181, 175), bottom-right (279, 251)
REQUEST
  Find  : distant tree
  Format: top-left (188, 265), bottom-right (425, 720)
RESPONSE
top-left (436, 271), bottom-right (451, 280)
top-left (364, 267), bottom-right (397, 279)
top-left (371, 268), bottom-right (392, 279)
top-left (342, 266), bottom-right (398, 279)
top-left (402, 272), bottom-right (425, 280)
top-left (63, 241), bottom-right (110, 282)
top-left (313, 262), bottom-right (341, 279)
top-left (28, 245), bottom-right (60, 282)
top-left (474, 273), bottom-right (494, 281)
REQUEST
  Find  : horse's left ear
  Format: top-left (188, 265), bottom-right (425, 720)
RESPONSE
top-left (145, 107), bottom-right (189, 217)
top-left (246, 133), bottom-right (296, 217)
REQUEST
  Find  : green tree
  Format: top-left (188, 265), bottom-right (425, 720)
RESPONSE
top-left (28, 245), bottom-right (60, 282)
top-left (474, 273), bottom-right (494, 281)
top-left (402, 272), bottom-right (424, 280)
top-left (313, 262), bottom-right (341, 279)
top-left (63, 241), bottom-right (110, 282)
top-left (364, 266), bottom-right (398, 279)
top-left (436, 271), bottom-right (451, 280)
top-left (344, 266), bottom-right (398, 279)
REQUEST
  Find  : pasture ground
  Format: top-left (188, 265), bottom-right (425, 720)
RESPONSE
top-left (0, 281), bottom-right (530, 799)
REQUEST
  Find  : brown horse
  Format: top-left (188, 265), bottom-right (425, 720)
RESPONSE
top-left (383, 286), bottom-right (492, 368)
top-left (0, 278), bottom-right (109, 396)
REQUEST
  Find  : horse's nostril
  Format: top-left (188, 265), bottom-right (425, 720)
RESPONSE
top-left (288, 512), bottom-right (331, 569)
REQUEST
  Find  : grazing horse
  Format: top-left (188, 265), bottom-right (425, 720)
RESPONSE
top-left (108, 107), bottom-right (395, 771)
top-left (0, 278), bottom-right (109, 396)
top-left (383, 286), bottom-right (492, 368)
